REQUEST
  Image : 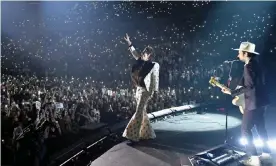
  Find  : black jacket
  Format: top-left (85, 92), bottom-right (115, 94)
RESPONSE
top-left (231, 58), bottom-right (269, 111)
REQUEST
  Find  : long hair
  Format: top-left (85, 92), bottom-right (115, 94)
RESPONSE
top-left (142, 46), bottom-right (155, 61)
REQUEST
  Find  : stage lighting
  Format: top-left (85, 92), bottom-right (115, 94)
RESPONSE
top-left (153, 113), bottom-right (241, 132)
top-left (239, 137), bottom-right (248, 146)
top-left (253, 139), bottom-right (264, 147)
top-left (239, 138), bottom-right (276, 149)
top-left (267, 140), bottom-right (276, 149)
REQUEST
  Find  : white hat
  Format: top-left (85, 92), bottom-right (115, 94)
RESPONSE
top-left (233, 42), bottom-right (259, 55)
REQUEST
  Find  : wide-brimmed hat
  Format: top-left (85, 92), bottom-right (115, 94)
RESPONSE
top-left (233, 42), bottom-right (259, 55)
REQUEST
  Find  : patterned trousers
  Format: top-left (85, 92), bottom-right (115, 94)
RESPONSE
top-left (122, 87), bottom-right (156, 141)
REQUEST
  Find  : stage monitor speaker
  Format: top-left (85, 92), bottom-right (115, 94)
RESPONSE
top-left (189, 143), bottom-right (248, 166)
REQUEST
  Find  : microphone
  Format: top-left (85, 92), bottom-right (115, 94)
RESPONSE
top-left (223, 60), bottom-right (239, 63)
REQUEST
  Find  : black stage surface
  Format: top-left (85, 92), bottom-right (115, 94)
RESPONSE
top-left (90, 107), bottom-right (276, 166)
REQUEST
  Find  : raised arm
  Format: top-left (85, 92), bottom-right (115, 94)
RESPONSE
top-left (124, 33), bottom-right (140, 60)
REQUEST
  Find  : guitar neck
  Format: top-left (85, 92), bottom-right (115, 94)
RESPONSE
top-left (216, 82), bottom-right (230, 90)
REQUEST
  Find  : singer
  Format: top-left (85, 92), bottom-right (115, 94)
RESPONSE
top-left (122, 33), bottom-right (159, 142)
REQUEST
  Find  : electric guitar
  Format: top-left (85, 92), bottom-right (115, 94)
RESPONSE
top-left (209, 77), bottom-right (245, 114)
top-left (15, 118), bottom-right (46, 141)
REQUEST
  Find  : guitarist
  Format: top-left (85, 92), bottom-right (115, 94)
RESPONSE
top-left (221, 42), bottom-right (271, 166)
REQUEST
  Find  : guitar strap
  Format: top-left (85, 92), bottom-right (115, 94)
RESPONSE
top-left (227, 78), bottom-right (231, 88)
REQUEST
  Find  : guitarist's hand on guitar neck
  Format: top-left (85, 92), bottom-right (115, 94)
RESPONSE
top-left (209, 76), bottom-right (244, 114)
top-left (221, 88), bottom-right (231, 95)
top-left (209, 77), bottom-right (232, 95)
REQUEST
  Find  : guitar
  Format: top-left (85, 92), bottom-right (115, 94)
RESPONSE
top-left (209, 77), bottom-right (245, 114)
top-left (15, 118), bottom-right (46, 141)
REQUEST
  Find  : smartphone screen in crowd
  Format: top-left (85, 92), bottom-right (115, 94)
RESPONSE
top-left (55, 103), bottom-right (64, 109)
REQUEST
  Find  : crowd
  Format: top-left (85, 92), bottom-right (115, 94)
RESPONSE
top-left (1, 73), bottom-right (221, 165)
top-left (1, 1), bottom-right (276, 166)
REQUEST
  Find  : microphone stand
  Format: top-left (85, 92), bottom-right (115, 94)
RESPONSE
top-left (224, 61), bottom-right (235, 144)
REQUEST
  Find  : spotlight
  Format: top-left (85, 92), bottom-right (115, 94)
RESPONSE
top-left (267, 140), bottom-right (276, 149)
top-left (239, 138), bottom-right (276, 149)
top-left (239, 138), bottom-right (248, 146)
top-left (253, 139), bottom-right (264, 147)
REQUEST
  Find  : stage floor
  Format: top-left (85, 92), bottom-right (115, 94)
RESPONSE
top-left (91, 108), bottom-right (276, 166)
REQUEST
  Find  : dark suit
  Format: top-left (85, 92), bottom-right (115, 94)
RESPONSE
top-left (231, 58), bottom-right (270, 155)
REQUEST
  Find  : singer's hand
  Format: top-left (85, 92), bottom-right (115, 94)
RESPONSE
top-left (124, 33), bottom-right (132, 46)
top-left (221, 88), bottom-right (231, 95)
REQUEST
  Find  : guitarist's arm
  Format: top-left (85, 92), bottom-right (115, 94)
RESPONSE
top-left (238, 76), bottom-right (244, 87)
top-left (235, 86), bottom-right (243, 90)
top-left (231, 63), bottom-right (256, 97)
